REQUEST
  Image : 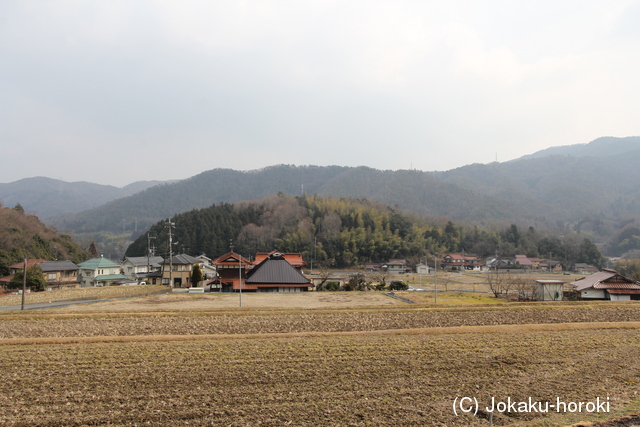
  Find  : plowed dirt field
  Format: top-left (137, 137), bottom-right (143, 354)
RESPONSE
top-left (1, 294), bottom-right (639, 426)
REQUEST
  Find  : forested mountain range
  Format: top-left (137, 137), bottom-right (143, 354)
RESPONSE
top-left (0, 177), bottom-right (167, 219)
top-left (126, 194), bottom-right (605, 269)
top-left (7, 136), bottom-right (640, 258)
top-left (49, 165), bottom-right (516, 236)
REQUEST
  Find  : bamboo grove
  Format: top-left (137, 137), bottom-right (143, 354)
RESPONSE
top-left (126, 194), bottom-right (605, 269)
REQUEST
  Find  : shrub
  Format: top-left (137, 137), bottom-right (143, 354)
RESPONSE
top-left (389, 281), bottom-right (408, 291)
top-left (325, 281), bottom-right (340, 291)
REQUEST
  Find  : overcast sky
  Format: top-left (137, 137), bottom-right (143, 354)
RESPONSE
top-left (1, 1), bottom-right (639, 187)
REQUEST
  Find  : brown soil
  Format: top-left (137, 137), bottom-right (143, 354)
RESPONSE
top-left (1, 326), bottom-right (639, 426)
top-left (1, 305), bottom-right (639, 339)
top-left (1, 297), bottom-right (639, 426)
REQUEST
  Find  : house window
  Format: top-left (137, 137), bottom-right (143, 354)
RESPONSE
top-left (47, 273), bottom-right (57, 280)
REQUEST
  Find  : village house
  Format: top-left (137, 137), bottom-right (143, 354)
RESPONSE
top-left (571, 268), bottom-right (640, 300)
top-left (254, 251), bottom-right (307, 272)
top-left (0, 259), bottom-right (47, 288)
top-left (573, 263), bottom-right (599, 275)
top-left (440, 254), bottom-right (482, 271)
top-left (121, 256), bottom-right (164, 284)
top-left (365, 258), bottom-right (408, 274)
top-left (0, 259), bottom-right (80, 290)
top-left (211, 251), bottom-right (253, 292)
top-left (160, 254), bottom-right (203, 288)
top-left (212, 250), bottom-right (313, 292)
top-left (40, 260), bottom-right (81, 290)
top-left (77, 256), bottom-right (129, 287)
top-left (244, 252), bottom-right (313, 293)
top-left (513, 255), bottom-right (534, 269)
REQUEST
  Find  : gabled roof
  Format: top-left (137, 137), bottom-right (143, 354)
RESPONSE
top-left (39, 261), bottom-right (78, 272)
top-left (245, 253), bottom-right (311, 286)
top-left (164, 254), bottom-right (200, 265)
top-left (574, 263), bottom-right (598, 270)
top-left (253, 251), bottom-right (306, 267)
top-left (77, 257), bottom-right (121, 270)
top-left (513, 255), bottom-right (533, 266)
top-left (211, 251), bottom-right (252, 266)
top-left (8, 259), bottom-right (47, 269)
top-left (571, 269), bottom-right (640, 292)
top-left (124, 256), bottom-right (164, 267)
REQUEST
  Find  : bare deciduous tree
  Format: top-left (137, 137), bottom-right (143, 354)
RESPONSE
top-left (486, 271), bottom-right (513, 298)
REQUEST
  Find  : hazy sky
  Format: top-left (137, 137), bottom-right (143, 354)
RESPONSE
top-left (1, 1), bottom-right (639, 187)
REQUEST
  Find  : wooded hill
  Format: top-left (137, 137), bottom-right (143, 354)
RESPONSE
top-left (126, 194), bottom-right (605, 269)
top-left (0, 205), bottom-right (89, 276)
top-left (50, 166), bottom-right (516, 236)
top-left (20, 136), bottom-right (640, 258)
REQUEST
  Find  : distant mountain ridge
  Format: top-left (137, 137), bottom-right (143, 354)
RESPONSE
top-left (0, 177), bottom-right (169, 219)
top-left (49, 165), bottom-right (517, 235)
top-left (515, 136), bottom-right (640, 160)
top-left (44, 136), bottom-right (640, 240)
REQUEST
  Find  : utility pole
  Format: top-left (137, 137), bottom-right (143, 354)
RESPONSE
top-left (21, 258), bottom-right (27, 310)
top-left (147, 233), bottom-right (156, 276)
top-left (230, 241), bottom-right (242, 307)
top-left (166, 219), bottom-right (175, 289)
top-left (434, 256), bottom-right (438, 304)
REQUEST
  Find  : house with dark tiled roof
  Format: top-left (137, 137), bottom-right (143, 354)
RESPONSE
top-left (161, 254), bottom-right (203, 288)
top-left (571, 268), bottom-right (640, 300)
top-left (40, 260), bottom-right (80, 290)
top-left (0, 259), bottom-right (80, 290)
top-left (122, 256), bottom-right (164, 284)
top-left (244, 252), bottom-right (313, 292)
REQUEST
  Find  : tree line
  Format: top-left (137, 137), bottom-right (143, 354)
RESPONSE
top-left (125, 194), bottom-right (606, 270)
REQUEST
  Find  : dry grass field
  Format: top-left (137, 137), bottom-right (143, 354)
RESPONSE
top-left (1, 290), bottom-right (639, 426)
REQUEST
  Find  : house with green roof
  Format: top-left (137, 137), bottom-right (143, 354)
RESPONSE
top-left (77, 256), bottom-right (128, 287)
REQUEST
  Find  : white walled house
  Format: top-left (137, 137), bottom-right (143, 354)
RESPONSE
top-left (77, 256), bottom-right (128, 287)
top-left (571, 269), bottom-right (640, 301)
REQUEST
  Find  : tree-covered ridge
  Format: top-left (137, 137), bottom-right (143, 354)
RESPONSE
top-left (126, 195), bottom-right (605, 269)
top-left (0, 206), bottom-right (89, 277)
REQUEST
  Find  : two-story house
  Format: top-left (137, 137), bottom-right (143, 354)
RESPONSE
top-left (121, 256), bottom-right (164, 284)
top-left (77, 256), bottom-right (128, 287)
top-left (40, 260), bottom-right (81, 290)
top-left (161, 254), bottom-right (203, 288)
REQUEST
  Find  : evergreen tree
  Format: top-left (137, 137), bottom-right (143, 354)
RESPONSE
top-left (191, 264), bottom-right (203, 287)
top-left (9, 265), bottom-right (47, 292)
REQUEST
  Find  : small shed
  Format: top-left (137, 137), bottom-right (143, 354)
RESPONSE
top-left (535, 280), bottom-right (565, 301)
top-left (416, 263), bottom-right (430, 275)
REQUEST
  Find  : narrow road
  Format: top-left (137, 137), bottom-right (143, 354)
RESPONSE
top-left (0, 299), bottom-right (110, 311)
